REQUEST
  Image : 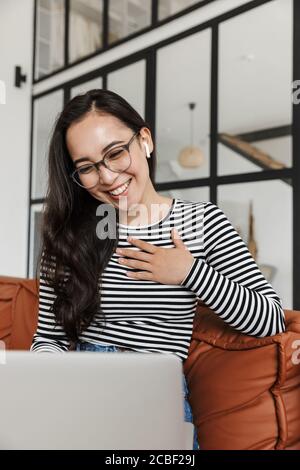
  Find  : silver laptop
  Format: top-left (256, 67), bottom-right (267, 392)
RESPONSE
top-left (0, 351), bottom-right (194, 450)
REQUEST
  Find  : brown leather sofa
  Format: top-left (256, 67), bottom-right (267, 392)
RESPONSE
top-left (1, 275), bottom-right (300, 450)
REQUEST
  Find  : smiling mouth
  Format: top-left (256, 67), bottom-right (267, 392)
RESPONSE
top-left (107, 178), bottom-right (132, 196)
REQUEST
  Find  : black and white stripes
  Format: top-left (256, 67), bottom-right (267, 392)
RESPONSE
top-left (31, 198), bottom-right (285, 360)
top-left (180, 202), bottom-right (285, 337)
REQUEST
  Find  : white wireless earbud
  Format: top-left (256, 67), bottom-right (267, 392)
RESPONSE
top-left (143, 141), bottom-right (151, 159)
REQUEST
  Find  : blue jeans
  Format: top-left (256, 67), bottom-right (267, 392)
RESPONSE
top-left (76, 341), bottom-right (199, 450)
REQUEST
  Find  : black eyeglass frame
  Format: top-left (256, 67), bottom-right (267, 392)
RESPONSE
top-left (70, 129), bottom-right (141, 189)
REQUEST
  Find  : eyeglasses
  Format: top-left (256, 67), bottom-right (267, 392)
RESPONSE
top-left (70, 130), bottom-right (140, 189)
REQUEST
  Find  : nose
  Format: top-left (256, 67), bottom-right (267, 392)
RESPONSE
top-left (97, 164), bottom-right (119, 186)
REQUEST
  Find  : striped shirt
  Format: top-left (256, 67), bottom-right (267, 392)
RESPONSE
top-left (31, 198), bottom-right (285, 361)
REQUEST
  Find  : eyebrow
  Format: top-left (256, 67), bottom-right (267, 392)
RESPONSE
top-left (74, 139), bottom-right (125, 165)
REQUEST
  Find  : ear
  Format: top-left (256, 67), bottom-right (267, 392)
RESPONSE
top-left (139, 127), bottom-right (153, 154)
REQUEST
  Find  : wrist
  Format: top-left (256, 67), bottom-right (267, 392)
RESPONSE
top-left (180, 257), bottom-right (197, 286)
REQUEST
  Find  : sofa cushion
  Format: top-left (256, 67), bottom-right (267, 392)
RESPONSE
top-left (183, 302), bottom-right (300, 450)
top-left (0, 276), bottom-right (38, 350)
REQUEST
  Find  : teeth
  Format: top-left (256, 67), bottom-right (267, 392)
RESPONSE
top-left (109, 179), bottom-right (131, 196)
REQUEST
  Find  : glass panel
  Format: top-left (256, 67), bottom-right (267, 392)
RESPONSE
top-left (31, 90), bottom-right (64, 199)
top-left (35, 0), bottom-right (65, 79)
top-left (156, 29), bottom-right (211, 184)
top-left (159, 186), bottom-right (210, 203)
top-left (218, 0), bottom-right (293, 176)
top-left (158, 0), bottom-right (205, 21)
top-left (29, 204), bottom-right (44, 278)
top-left (108, 0), bottom-right (152, 44)
top-left (107, 60), bottom-right (146, 118)
top-left (218, 179), bottom-right (292, 309)
top-left (69, 0), bottom-right (103, 63)
top-left (70, 76), bottom-right (103, 98)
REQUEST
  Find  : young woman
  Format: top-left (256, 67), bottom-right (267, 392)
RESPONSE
top-left (31, 89), bottom-right (286, 450)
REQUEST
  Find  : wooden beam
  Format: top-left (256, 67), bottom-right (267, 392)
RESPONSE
top-left (218, 133), bottom-right (291, 186)
top-left (237, 125), bottom-right (291, 143)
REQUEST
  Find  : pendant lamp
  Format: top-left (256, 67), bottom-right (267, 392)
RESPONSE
top-left (178, 102), bottom-right (205, 168)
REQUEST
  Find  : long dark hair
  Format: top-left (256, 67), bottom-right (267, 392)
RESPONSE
top-left (36, 89), bottom-right (156, 345)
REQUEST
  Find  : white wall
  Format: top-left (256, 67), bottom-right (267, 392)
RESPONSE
top-left (0, 0), bottom-right (34, 276)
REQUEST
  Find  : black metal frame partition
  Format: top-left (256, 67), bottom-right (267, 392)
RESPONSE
top-left (28, 0), bottom-right (300, 310)
top-left (32, 0), bottom-right (217, 84)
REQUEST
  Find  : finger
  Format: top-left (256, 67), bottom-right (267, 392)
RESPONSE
top-left (172, 227), bottom-right (187, 249)
top-left (116, 248), bottom-right (152, 262)
top-left (127, 237), bottom-right (157, 254)
top-left (126, 270), bottom-right (154, 280)
top-left (119, 258), bottom-right (151, 270)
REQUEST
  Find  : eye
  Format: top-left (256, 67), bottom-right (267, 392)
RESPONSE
top-left (78, 165), bottom-right (94, 175)
top-left (106, 148), bottom-right (125, 160)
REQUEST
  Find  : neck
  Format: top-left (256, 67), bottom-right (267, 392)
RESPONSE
top-left (118, 182), bottom-right (173, 226)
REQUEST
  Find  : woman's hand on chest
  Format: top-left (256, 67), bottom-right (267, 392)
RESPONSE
top-left (115, 228), bottom-right (195, 285)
